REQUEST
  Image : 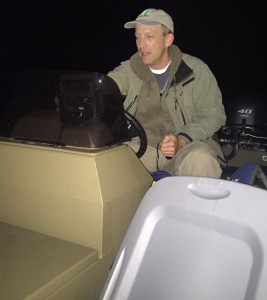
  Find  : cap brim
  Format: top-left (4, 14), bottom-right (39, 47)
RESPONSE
top-left (124, 20), bottom-right (160, 29)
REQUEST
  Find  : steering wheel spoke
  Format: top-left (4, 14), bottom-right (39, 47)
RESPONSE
top-left (125, 111), bottom-right (147, 158)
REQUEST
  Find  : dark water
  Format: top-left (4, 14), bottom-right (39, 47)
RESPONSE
top-left (0, 0), bottom-right (266, 135)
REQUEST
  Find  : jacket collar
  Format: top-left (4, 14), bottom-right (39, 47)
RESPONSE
top-left (172, 60), bottom-right (194, 87)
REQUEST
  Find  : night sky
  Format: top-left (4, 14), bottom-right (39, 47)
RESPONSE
top-left (0, 0), bottom-right (266, 104)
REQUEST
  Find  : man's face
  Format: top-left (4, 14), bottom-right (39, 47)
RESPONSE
top-left (135, 23), bottom-right (173, 69)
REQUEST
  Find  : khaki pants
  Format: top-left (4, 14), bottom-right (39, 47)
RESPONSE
top-left (127, 139), bottom-right (222, 178)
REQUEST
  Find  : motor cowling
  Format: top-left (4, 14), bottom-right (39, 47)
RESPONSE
top-left (218, 91), bottom-right (267, 153)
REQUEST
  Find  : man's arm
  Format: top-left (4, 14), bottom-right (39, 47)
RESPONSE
top-left (176, 57), bottom-right (226, 142)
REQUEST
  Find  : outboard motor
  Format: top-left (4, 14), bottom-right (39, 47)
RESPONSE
top-left (218, 91), bottom-right (267, 162)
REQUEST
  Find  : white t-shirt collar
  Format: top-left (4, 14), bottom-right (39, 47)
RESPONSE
top-left (149, 60), bottom-right (171, 74)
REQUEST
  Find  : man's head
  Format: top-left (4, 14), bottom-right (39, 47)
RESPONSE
top-left (124, 9), bottom-right (174, 70)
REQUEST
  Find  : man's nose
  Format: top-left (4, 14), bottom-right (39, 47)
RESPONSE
top-left (138, 36), bottom-right (145, 48)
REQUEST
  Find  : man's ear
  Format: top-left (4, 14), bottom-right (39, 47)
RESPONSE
top-left (165, 33), bottom-right (174, 47)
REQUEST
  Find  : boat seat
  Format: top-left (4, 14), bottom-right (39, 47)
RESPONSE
top-left (101, 176), bottom-right (267, 300)
top-left (230, 163), bottom-right (267, 188)
top-left (152, 165), bottom-right (267, 189)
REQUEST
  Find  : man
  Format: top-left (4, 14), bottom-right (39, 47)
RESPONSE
top-left (108, 8), bottom-right (226, 178)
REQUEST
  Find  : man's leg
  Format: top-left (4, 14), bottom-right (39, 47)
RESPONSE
top-left (162, 142), bottom-right (222, 178)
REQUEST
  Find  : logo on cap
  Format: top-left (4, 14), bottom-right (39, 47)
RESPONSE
top-left (139, 8), bottom-right (155, 17)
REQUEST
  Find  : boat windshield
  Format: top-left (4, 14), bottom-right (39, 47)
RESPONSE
top-left (0, 70), bottom-right (130, 148)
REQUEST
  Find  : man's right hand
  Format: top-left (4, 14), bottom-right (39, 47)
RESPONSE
top-left (160, 134), bottom-right (188, 158)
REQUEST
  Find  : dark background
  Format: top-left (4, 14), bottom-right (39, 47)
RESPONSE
top-left (0, 0), bottom-right (266, 116)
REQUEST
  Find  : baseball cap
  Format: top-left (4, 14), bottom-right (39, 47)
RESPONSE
top-left (124, 8), bottom-right (174, 33)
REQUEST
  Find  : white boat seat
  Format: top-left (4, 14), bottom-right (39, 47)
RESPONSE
top-left (101, 176), bottom-right (267, 300)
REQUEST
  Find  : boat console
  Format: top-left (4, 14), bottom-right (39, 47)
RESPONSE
top-left (0, 71), bottom-right (152, 299)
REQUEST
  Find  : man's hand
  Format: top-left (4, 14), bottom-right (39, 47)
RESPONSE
top-left (160, 134), bottom-right (188, 157)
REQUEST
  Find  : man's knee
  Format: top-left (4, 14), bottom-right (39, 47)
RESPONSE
top-left (176, 143), bottom-right (222, 178)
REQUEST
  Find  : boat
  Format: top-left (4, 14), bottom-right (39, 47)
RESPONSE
top-left (0, 70), bottom-right (266, 299)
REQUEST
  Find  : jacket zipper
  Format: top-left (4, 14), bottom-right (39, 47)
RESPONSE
top-left (173, 76), bottom-right (186, 125)
top-left (126, 95), bottom-right (138, 112)
top-left (174, 97), bottom-right (186, 125)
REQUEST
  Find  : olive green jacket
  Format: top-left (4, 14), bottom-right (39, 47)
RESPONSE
top-left (108, 45), bottom-right (226, 155)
